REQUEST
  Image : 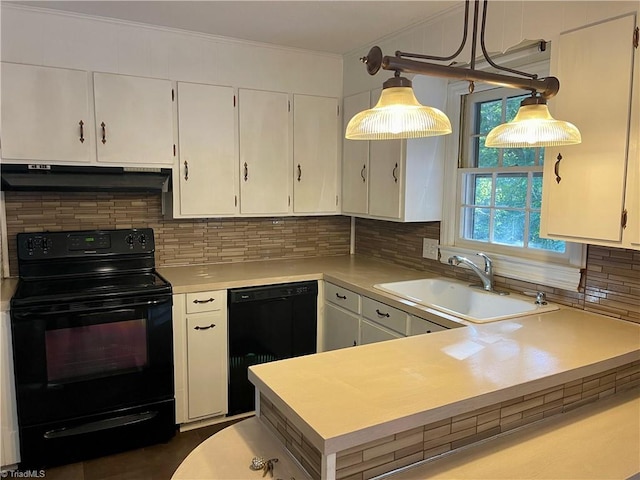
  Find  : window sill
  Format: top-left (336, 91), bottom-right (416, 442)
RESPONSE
top-left (439, 245), bottom-right (583, 292)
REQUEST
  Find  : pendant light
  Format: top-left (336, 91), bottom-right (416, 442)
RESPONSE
top-left (485, 95), bottom-right (581, 147)
top-left (345, 75), bottom-right (451, 140)
top-left (346, 0), bottom-right (581, 148)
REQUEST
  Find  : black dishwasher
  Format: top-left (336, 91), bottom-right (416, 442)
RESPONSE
top-left (227, 281), bottom-right (317, 415)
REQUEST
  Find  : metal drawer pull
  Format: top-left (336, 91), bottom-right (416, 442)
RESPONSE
top-left (361, 164), bottom-right (366, 182)
top-left (376, 309), bottom-right (390, 318)
top-left (79, 120), bottom-right (85, 143)
top-left (335, 293), bottom-right (347, 300)
top-left (193, 298), bottom-right (215, 304)
top-left (184, 160), bottom-right (189, 181)
top-left (194, 324), bottom-right (216, 330)
top-left (244, 162), bottom-right (248, 181)
top-left (297, 164), bottom-right (302, 182)
top-left (100, 122), bottom-right (107, 144)
top-left (554, 153), bottom-right (562, 184)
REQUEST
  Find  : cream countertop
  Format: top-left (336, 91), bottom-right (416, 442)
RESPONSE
top-left (248, 309), bottom-right (640, 455)
top-left (172, 388), bottom-right (640, 480)
top-left (159, 255), bottom-right (468, 328)
top-left (0, 277), bottom-right (18, 312)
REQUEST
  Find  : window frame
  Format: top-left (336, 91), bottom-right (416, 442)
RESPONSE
top-left (440, 56), bottom-right (585, 291)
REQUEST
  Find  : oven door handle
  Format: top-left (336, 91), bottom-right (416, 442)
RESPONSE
top-left (43, 410), bottom-right (158, 439)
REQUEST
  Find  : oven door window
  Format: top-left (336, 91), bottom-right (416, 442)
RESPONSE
top-left (46, 318), bottom-right (148, 383)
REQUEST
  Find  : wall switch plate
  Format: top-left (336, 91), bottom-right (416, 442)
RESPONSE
top-left (422, 238), bottom-right (439, 260)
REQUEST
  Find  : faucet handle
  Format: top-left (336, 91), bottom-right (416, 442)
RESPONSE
top-left (476, 252), bottom-right (492, 274)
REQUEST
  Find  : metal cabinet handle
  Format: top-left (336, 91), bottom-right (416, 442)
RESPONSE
top-left (244, 162), bottom-right (248, 181)
top-left (392, 163), bottom-right (398, 183)
top-left (335, 293), bottom-right (347, 300)
top-left (554, 153), bottom-right (562, 184)
top-left (193, 298), bottom-right (214, 304)
top-left (184, 160), bottom-right (189, 181)
top-left (376, 309), bottom-right (390, 318)
top-left (194, 324), bottom-right (216, 330)
top-left (79, 120), bottom-right (85, 143)
top-left (361, 164), bottom-right (366, 182)
top-left (100, 122), bottom-right (107, 144)
top-left (297, 164), bottom-right (302, 182)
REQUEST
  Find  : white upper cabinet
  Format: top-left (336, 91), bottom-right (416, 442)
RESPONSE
top-left (175, 82), bottom-right (238, 217)
top-left (93, 72), bottom-right (174, 165)
top-left (342, 92), bottom-right (370, 215)
top-left (0, 64), bottom-right (175, 168)
top-left (1, 63), bottom-right (93, 164)
top-left (540, 14), bottom-right (639, 249)
top-left (341, 76), bottom-right (446, 222)
top-left (238, 88), bottom-right (291, 215)
top-left (292, 94), bottom-right (340, 214)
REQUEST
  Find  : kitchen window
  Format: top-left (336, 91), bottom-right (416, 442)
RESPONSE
top-left (460, 88), bottom-right (565, 254)
top-left (440, 55), bottom-right (585, 291)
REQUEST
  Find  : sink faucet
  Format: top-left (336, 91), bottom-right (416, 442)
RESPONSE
top-left (448, 253), bottom-right (495, 292)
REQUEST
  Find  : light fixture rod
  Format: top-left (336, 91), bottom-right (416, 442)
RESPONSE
top-left (396, 1), bottom-right (470, 62)
top-left (380, 55), bottom-right (559, 98)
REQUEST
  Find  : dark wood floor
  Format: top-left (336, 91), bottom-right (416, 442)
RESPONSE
top-left (41, 419), bottom-right (240, 480)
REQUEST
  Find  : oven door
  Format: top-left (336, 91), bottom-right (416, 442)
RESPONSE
top-left (10, 296), bottom-right (174, 427)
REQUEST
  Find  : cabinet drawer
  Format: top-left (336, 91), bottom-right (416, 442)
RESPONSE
top-left (362, 297), bottom-right (408, 335)
top-left (186, 290), bottom-right (226, 313)
top-left (325, 283), bottom-right (360, 314)
top-left (409, 315), bottom-right (447, 336)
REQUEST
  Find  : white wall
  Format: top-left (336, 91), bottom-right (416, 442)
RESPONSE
top-left (0, 4), bottom-right (343, 98)
top-left (343, 1), bottom-right (639, 96)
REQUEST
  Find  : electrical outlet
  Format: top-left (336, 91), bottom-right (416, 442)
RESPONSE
top-left (422, 238), bottom-right (439, 260)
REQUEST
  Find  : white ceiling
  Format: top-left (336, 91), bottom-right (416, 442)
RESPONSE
top-left (14, 1), bottom-right (459, 55)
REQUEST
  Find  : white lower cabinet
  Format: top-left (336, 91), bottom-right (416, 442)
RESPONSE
top-left (1, 311), bottom-right (20, 468)
top-left (323, 282), bottom-right (456, 351)
top-left (174, 290), bottom-right (228, 424)
top-left (409, 315), bottom-right (447, 336)
top-left (324, 303), bottom-right (360, 351)
top-left (360, 319), bottom-right (403, 345)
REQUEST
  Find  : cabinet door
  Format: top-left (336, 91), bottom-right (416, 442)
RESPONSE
top-left (541, 15), bottom-right (636, 242)
top-left (361, 319), bottom-right (403, 345)
top-left (368, 89), bottom-right (402, 219)
top-left (238, 89), bottom-right (290, 215)
top-left (323, 303), bottom-right (359, 351)
top-left (1, 63), bottom-right (92, 163)
top-left (186, 311), bottom-right (228, 419)
top-left (293, 94), bottom-right (339, 213)
top-left (177, 82), bottom-right (238, 216)
top-left (342, 92), bottom-right (370, 215)
top-left (94, 72), bottom-right (173, 165)
top-left (408, 315), bottom-right (447, 336)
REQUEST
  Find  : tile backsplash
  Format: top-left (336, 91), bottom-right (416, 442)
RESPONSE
top-left (3, 193), bottom-right (638, 325)
top-left (355, 218), bottom-right (639, 325)
top-left (3, 192), bottom-right (351, 275)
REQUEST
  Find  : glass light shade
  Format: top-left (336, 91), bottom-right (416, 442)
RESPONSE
top-left (485, 103), bottom-right (581, 148)
top-left (345, 86), bottom-right (452, 140)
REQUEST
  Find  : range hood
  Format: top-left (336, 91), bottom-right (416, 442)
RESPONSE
top-left (1, 164), bottom-right (172, 193)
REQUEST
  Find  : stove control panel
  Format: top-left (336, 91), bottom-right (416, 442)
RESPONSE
top-left (17, 228), bottom-right (155, 259)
